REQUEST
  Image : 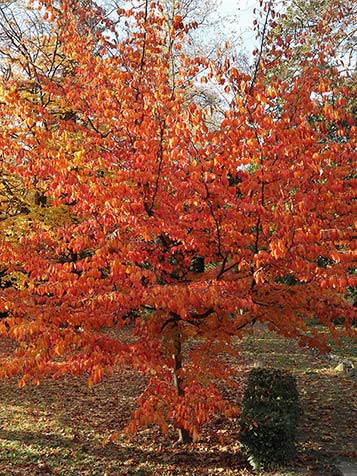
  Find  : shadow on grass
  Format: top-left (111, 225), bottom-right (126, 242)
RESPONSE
top-left (0, 428), bottom-right (74, 449)
top-left (0, 427), bottom-right (247, 471)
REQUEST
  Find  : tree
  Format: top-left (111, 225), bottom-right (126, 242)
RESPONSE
top-left (0, 0), bottom-right (356, 443)
top-left (276, 0), bottom-right (357, 67)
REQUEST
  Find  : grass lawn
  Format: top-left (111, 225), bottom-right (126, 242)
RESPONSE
top-left (0, 327), bottom-right (355, 475)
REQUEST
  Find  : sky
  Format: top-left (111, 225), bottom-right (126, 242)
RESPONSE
top-left (188, 0), bottom-right (262, 64)
top-left (219, 0), bottom-right (260, 54)
top-left (218, 0), bottom-right (287, 56)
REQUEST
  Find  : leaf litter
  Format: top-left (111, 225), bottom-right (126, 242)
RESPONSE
top-left (0, 327), bottom-right (355, 475)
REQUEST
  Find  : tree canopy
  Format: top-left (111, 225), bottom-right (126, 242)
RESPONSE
top-left (0, 0), bottom-right (356, 441)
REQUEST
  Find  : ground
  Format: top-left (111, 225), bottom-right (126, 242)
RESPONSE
top-left (0, 327), bottom-right (356, 476)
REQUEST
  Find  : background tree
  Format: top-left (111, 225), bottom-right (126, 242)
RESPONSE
top-left (277, 0), bottom-right (356, 67)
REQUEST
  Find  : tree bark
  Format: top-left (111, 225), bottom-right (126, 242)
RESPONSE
top-left (172, 319), bottom-right (192, 444)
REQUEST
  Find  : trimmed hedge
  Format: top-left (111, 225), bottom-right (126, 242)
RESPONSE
top-left (239, 368), bottom-right (299, 470)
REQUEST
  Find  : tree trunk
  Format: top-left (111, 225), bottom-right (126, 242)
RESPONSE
top-left (172, 319), bottom-right (192, 444)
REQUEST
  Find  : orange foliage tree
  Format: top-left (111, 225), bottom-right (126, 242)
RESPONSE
top-left (0, 0), bottom-right (356, 442)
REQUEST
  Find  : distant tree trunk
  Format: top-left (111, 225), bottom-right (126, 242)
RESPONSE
top-left (172, 319), bottom-right (192, 444)
top-left (191, 255), bottom-right (204, 273)
top-left (34, 190), bottom-right (47, 207)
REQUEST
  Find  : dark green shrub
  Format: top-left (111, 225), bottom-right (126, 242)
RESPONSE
top-left (239, 368), bottom-right (299, 470)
